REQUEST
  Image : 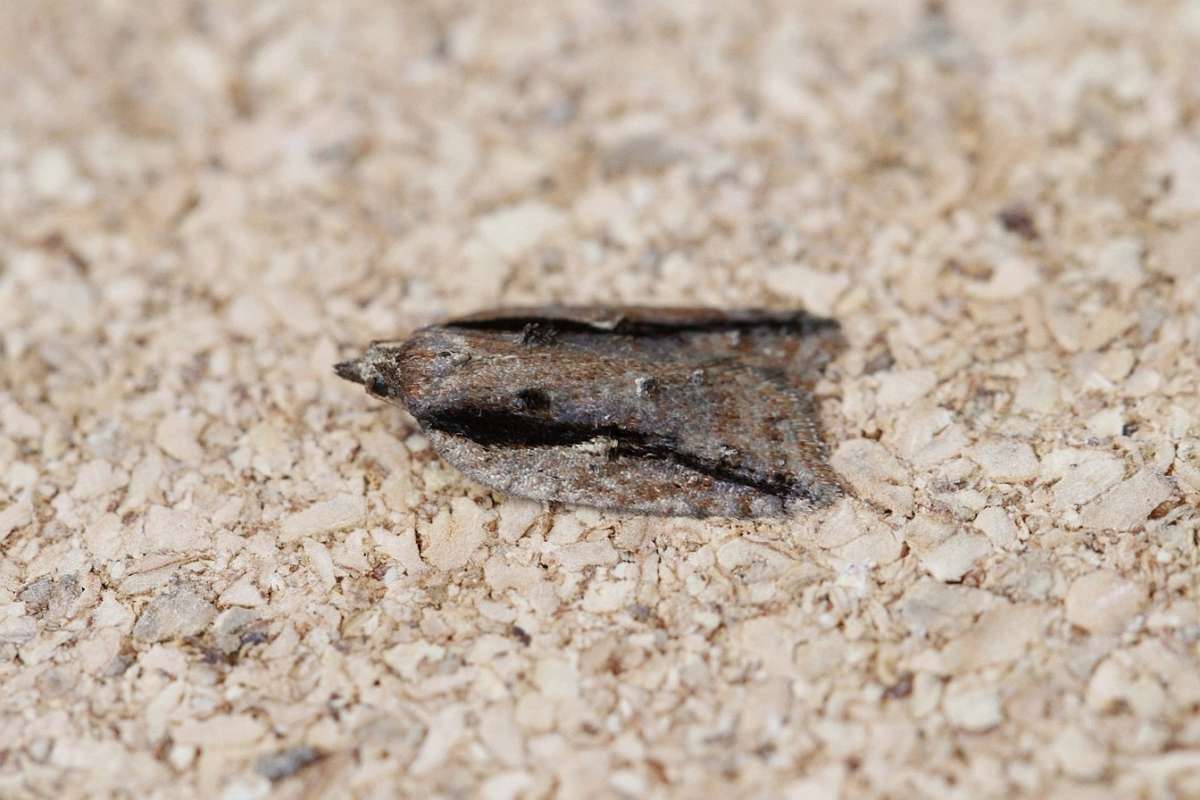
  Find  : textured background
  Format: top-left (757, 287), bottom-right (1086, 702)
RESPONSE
top-left (2, 2), bottom-right (1200, 798)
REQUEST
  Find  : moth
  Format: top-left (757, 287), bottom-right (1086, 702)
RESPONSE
top-left (335, 306), bottom-right (844, 518)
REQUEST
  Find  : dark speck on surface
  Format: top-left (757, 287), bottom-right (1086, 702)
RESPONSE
top-left (255, 746), bottom-right (322, 781)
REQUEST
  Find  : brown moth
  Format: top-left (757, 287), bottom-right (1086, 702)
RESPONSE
top-left (335, 306), bottom-right (844, 518)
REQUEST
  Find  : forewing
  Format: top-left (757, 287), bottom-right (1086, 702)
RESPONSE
top-left (341, 305), bottom-right (844, 517)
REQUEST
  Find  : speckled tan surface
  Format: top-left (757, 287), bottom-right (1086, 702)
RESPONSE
top-left (2, 2), bottom-right (1200, 798)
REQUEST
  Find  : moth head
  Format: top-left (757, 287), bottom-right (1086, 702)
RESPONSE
top-left (333, 352), bottom-right (396, 400)
top-left (338, 328), bottom-right (560, 421)
top-left (341, 330), bottom-right (490, 412)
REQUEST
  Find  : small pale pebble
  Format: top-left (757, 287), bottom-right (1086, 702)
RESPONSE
top-left (966, 256), bottom-right (1040, 301)
top-left (476, 202), bottom-right (566, 260)
top-left (279, 494), bottom-right (366, 542)
top-left (1086, 657), bottom-right (1132, 711)
top-left (831, 527), bottom-right (903, 567)
top-left (764, 264), bottom-right (849, 315)
top-left (480, 772), bottom-right (535, 800)
top-left (941, 604), bottom-right (1042, 671)
top-left (266, 288), bottom-right (322, 336)
top-left (973, 507), bottom-right (1020, 550)
top-left (1051, 726), bottom-right (1109, 781)
top-left (1065, 570), bottom-right (1147, 635)
top-left (246, 422), bottom-right (294, 475)
top-left (167, 744), bottom-right (196, 772)
top-left (476, 707), bottom-right (523, 769)
top-left (1086, 407), bottom-right (1125, 439)
top-left (1, 401), bottom-right (43, 439)
top-left (82, 513), bottom-right (125, 562)
top-left (226, 295), bottom-right (273, 338)
top-left (383, 640), bottom-right (445, 680)
top-left (172, 714), bottom-right (267, 748)
top-left (484, 557), bottom-right (545, 595)
top-left (1049, 452), bottom-right (1125, 509)
top-left (124, 453), bottom-right (165, 511)
top-left (0, 497), bottom-right (34, 544)
top-left (969, 439), bottom-right (1039, 482)
top-left (919, 533), bottom-right (991, 582)
top-left (1161, 138), bottom-right (1200, 213)
top-left (1168, 406), bottom-right (1196, 440)
top-left (608, 770), bottom-right (646, 798)
top-left (830, 439), bottom-right (914, 515)
top-left (875, 369), bottom-right (938, 409)
top-left (71, 460), bottom-right (127, 500)
top-left (1094, 237), bottom-right (1144, 292)
top-left (77, 628), bottom-right (123, 674)
top-left (1095, 348), bottom-right (1135, 383)
top-left (302, 539), bottom-right (337, 591)
top-left (942, 684), bottom-right (1004, 731)
top-left (887, 404), bottom-right (954, 460)
top-left (796, 633), bottom-right (844, 681)
top-left (716, 538), bottom-right (796, 577)
top-left (735, 616), bottom-right (797, 678)
top-left (1080, 308), bottom-right (1134, 352)
top-left (174, 37), bottom-right (227, 92)
top-left (1155, 224), bottom-right (1200, 278)
top-left (903, 514), bottom-right (957, 552)
top-left (916, 424), bottom-right (967, 468)
top-left (1151, 440), bottom-right (1176, 474)
top-left (551, 540), bottom-right (618, 571)
top-left (1013, 369), bottom-right (1061, 414)
top-left (141, 505), bottom-right (213, 553)
top-left (359, 430), bottom-right (412, 471)
top-left (939, 488), bottom-right (988, 519)
top-left (1125, 368), bottom-right (1161, 398)
top-left (534, 657), bottom-right (579, 698)
top-left (332, 529), bottom-right (371, 573)
top-left (420, 497), bottom-right (490, 571)
top-left (1079, 469), bottom-right (1172, 530)
top-left (581, 579), bottom-right (635, 614)
top-left (782, 765), bottom-right (847, 799)
top-left (1123, 675), bottom-right (1167, 718)
top-left (371, 528), bottom-right (426, 576)
top-left (497, 497), bottom-right (543, 542)
top-left (816, 499), bottom-right (865, 549)
top-left (30, 146), bottom-right (77, 199)
top-left (0, 614), bottom-right (37, 645)
top-left (6, 462), bottom-right (37, 492)
top-left (1135, 639), bottom-right (1200, 707)
top-left (218, 576), bottom-right (265, 608)
top-left (409, 705), bottom-right (468, 775)
top-left (1046, 312), bottom-right (1085, 353)
top-left (761, 74), bottom-right (836, 124)
top-left (547, 513), bottom-right (587, 545)
top-left (514, 692), bottom-right (556, 733)
top-left (155, 412), bottom-right (206, 464)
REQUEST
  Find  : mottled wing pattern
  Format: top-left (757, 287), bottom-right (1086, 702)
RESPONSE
top-left (337, 306), bottom-right (844, 518)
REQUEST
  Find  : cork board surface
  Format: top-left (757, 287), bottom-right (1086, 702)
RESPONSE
top-left (2, 2), bottom-right (1199, 798)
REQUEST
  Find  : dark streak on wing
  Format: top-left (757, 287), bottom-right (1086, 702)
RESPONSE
top-left (422, 405), bottom-right (798, 499)
top-left (444, 307), bottom-right (840, 338)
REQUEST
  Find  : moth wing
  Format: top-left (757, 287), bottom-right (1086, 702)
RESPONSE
top-left (386, 305), bottom-right (845, 518)
top-left (427, 427), bottom-right (796, 518)
top-left (667, 362), bottom-right (842, 509)
top-left (426, 358), bottom-right (841, 518)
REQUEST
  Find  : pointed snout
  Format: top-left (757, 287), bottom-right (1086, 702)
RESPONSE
top-left (334, 358), bottom-right (367, 385)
